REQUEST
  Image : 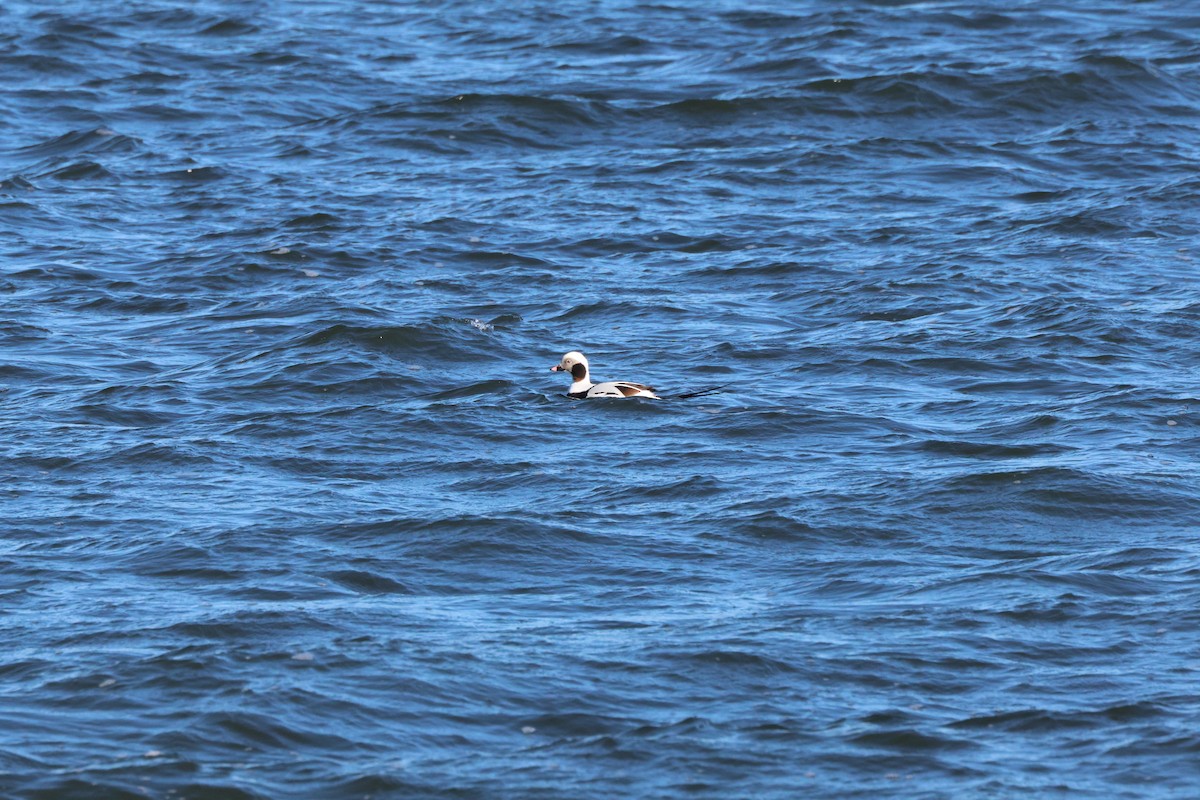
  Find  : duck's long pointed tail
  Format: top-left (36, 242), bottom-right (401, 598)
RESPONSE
top-left (669, 384), bottom-right (729, 400)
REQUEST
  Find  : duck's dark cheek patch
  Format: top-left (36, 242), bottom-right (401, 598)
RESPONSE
top-left (571, 363), bottom-right (587, 380)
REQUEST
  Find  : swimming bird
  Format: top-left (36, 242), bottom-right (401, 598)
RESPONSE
top-left (550, 351), bottom-right (660, 399)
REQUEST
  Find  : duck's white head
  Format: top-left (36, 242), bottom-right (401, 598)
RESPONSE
top-left (550, 351), bottom-right (590, 385)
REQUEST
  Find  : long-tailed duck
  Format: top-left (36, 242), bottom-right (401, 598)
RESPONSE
top-left (551, 351), bottom-right (660, 399)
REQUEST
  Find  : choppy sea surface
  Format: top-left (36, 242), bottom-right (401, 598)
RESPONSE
top-left (3, 1), bottom-right (1200, 797)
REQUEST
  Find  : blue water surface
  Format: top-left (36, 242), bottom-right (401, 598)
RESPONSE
top-left (3, 1), bottom-right (1200, 797)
